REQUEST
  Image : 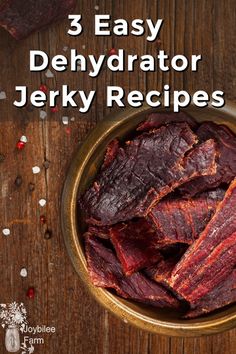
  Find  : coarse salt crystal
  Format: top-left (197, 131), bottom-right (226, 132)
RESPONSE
top-left (32, 166), bottom-right (40, 174)
top-left (94, 5), bottom-right (99, 10)
top-left (40, 110), bottom-right (47, 120)
top-left (0, 91), bottom-right (6, 100)
top-left (39, 199), bottom-right (46, 207)
top-left (62, 116), bottom-right (69, 125)
top-left (2, 228), bottom-right (10, 236)
top-left (71, 117), bottom-right (75, 122)
top-left (82, 44), bottom-right (86, 50)
top-left (63, 46), bottom-right (68, 52)
top-left (20, 135), bottom-right (28, 143)
top-left (45, 69), bottom-right (54, 78)
top-left (20, 268), bottom-right (28, 277)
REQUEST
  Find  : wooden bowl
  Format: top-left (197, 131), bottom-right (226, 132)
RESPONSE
top-left (61, 102), bottom-right (236, 337)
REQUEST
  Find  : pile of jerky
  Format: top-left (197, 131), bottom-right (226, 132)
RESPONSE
top-left (80, 112), bottom-right (236, 318)
top-left (0, 0), bottom-right (76, 39)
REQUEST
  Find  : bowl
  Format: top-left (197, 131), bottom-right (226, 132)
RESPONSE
top-left (61, 102), bottom-right (236, 337)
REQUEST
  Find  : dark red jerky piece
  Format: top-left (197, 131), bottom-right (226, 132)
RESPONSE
top-left (137, 112), bottom-right (198, 132)
top-left (145, 246), bottom-right (187, 284)
top-left (0, 0), bottom-right (76, 40)
top-left (184, 269), bottom-right (236, 318)
top-left (81, 123), bottom-right (198, 225)
top-left (87, 225), bottom-right (111, 239)
top-left (102, 139), bottom-right (120, 170)
top-left (81, 124), bottom-right (216, 226)
top-left (148, 189), bottom-right (225, 245)
top-left (85, 234), bottom-right (180, 309)
top-left (169, 179), bottom-right (236, 304)
top-left (180, 122), bottom-right (236, 196)
top-left (145, 257), bottom-right (179, 284)
top-left (110, 219), bottom-right (162, 275)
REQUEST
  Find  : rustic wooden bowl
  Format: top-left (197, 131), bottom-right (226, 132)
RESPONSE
top-left (61, 102), bottom-right (236, 337)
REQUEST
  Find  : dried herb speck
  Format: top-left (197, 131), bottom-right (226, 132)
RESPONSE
top-left (28, 182), bottom-right (35, 192)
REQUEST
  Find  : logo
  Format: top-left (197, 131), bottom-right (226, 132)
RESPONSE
top-left (0, 302), bottom-right (56, 353)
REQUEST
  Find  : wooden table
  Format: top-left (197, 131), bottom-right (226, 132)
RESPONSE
top-left (0, 0), bottom-right (236, 353)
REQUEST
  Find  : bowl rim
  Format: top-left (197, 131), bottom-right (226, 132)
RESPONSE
top-left (61, 102), bottom-right (236, 337)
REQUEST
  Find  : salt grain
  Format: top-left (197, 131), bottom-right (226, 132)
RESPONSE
top-left (63, 46), bottom-right (68, 52)
top-left (40, 110), bottom-right (47, 120)
top-left (0, 91), bottom-right (6, 99)
top-left (94, 4), bottom-right (99, 10)
top-left (32, 166), bottom-right (40, 174)
top-left (45, 69), bottom-right (54, 78)
top-left (2, 228), bottom-right (10, 236)
top-left (20, 268), bottom-right (28, 277)
top-left (82, 44), bottom-right (86, 50)
top-left (39, 199), bottom-right (46, 207)
top-left (62, 116), bottom-right (69, 125)
top-left (20, 135), bottom-right (28, 143)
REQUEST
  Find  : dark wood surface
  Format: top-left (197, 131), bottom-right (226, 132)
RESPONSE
top-left (0, 0), bottom-right (236, 353)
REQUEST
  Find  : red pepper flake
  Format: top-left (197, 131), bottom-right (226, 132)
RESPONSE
top-left (26, 287), bottom-right (35, 299)
top-left (51, 105), bottom-right (59, 113)
top-left (108, 48), bottom-right (117, 56)
top-left (39, 84), bottom-right (48, 93)
top-left (16, 141), bottom-right (25, 150)
top-left (65, 127), bottom-right (71, 135)
top-left (40, 215), bottom-right (47, 224)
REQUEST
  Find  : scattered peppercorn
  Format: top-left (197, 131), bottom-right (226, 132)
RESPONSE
top-left (43, 160), bottom-right (50, 169)
top-left (14, 175), bottom-right (23, 187)
top-left (16, 141), bottom-right (25, 150)
top-left (26, 287), bottom-right (35, 299)
top-left (0, 154), bottom-right (5, 163)
top-left (28, 182), bottom-right (35, 192)
top-left (51, 106), bottom-right (59, 113)
top-left (40, 215), bottom-right (47, 224)
top-left (44, 229), bottom-right (52, 240)
top-left (26, 104), bottom-right (34, 112)
top-left (108, 48), bottom-right (117, 56)
top-left (39, 84), bottom-right (48, 93)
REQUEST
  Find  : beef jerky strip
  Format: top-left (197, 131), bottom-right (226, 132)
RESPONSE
top-left (184, 269), bottom-right (236, 319)
top-left (85, 233), bottom-right (180, 309)
top-left (81, 123), bottom-right (216, 226)
top-left (169, 179), bottom-right (236, 304)
top-left (87, 225), bottom-right (111, 239)
top-left (110, 219), bottom-right (162, 275)
top-left (137, 112), bottom-right (198, 132)
top-left (180, 122), bottom-right (236, 196)
top-left (145, 257), bottom-right (180, 284)
top-left (148, 189), bottom-right (225, 245)
top-left (102, 139), bottom-right (120, 170)
top-left (0, 0), bottom-right (76, 40)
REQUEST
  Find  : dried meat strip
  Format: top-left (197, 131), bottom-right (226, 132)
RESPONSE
top-left (85, 234), bottom-right (180, 309)
top-left (87, 225), bottom-right (111, 239)
top-left (110, 219), bottom-right (162, 275)
top-left (180, 122), bottom-right (236, 196)
top-left (148, 189), bottom-right (225, 245)
top-left (81, 123), bottom-right (217, 226)
top-left (137, 112), bottom-right (198, 132)
top-left (169, 179), bottom-right (236, 305)
top-left (145, 257), bottom-right (180, 284)
top-left (184, 269), bottom-right (236, 318)
top-left (0, 0), bottom-right (76, 40)
top-left (102, 139), bottom-right (120, 170)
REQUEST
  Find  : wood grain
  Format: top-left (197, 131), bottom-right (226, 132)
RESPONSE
top-left (0, 0), bottom-right (236, 353)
